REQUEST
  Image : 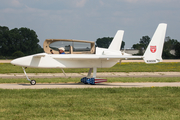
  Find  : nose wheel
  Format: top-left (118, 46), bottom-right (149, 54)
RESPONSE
top-left (30, 80), bottom-right (36, 85)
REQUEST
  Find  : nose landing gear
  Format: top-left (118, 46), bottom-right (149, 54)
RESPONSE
top-left (22, 67), bottom-right (36, 85)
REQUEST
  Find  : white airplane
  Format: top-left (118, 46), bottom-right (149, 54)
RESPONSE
top-left (11, 23), bottom-right (167, 85)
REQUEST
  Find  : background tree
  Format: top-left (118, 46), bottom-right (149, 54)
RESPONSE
top-left (139, 36), bottom-right (150, 50)
top-left (162, 37), bottom-right (178, 59)
top-left (131, 36), bottom-right (150, 55)
top-left (163, 37), bottom-right (178, 50)
top-left (12, 51), bottom-right (24, 58)
top-left (121, 41), bottom-right (125, 49)
top-left (0, 26), bottom-right (10, 56)
top-left (96, 37), bottom-right (125, 50)
top-left (174, 42), bottom-right (180, 59)
top-left (0, 26), bottom-right (43, 58)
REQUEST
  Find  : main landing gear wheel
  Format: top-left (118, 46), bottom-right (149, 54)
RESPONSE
top-left (30, 80), bottom-right (36, 85)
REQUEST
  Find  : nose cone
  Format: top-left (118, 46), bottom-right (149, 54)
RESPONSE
top-left (10, 56), bottom-right (32, 67)
top-left (11, 58), bottom-right (21, 66)
top-left (11, 59), bottom-right (16, 65)
top-left (10, 53), bottom-right (48, 67)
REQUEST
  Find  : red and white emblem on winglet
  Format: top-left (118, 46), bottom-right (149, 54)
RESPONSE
top-left (150, 46), bottom-right (156, 53)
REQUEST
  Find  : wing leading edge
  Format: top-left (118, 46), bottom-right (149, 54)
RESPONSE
top-left (51, 54), bottom-right (143, 60)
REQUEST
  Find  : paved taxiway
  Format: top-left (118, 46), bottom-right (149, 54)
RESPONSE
top-left (1, 72), bottom-right (180, 78)
top-left (0, 82), bottom-right (180, 89)
top-left (1, 72), bottom-right (180, 89)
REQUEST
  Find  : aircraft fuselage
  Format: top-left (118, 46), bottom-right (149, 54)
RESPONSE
top-left (11, 53), bottom-right (119, 68)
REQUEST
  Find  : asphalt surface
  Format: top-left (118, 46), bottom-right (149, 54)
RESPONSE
top-left (1, 72), bottom-right (180, 89)
top-left (1, 72), bottom-right (180, 78)
top-left (1, 82), bottom-right (180, 89)
top-left (0, 72), bottom-right (180, 89)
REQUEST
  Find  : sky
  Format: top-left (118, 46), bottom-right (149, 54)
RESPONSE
top-left (0, 0), bottom-right (180, 48)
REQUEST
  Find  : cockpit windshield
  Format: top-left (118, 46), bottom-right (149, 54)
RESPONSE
top-left (43, 39), bottom-right (95, 54)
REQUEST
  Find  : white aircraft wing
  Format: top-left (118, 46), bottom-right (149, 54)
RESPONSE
top-left (51, 54), bottom-right (143, 60)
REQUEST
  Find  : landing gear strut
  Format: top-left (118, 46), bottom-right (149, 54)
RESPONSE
top-left (22, 67), bottom-right (36, 85)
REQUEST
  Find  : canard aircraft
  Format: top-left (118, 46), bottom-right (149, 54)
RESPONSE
top-left (11, 23), bottom-right (167, 85)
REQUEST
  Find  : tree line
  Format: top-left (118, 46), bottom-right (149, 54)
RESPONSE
top-left (0, 25), bottom-right (180, 59)
top-left (0, 26), bottom-right (43, 58)
top-left (96, 37), bottom-right (125, 49)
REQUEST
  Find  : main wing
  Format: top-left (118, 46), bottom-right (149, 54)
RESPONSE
top-left (51, 54), bottom-right (143, 60)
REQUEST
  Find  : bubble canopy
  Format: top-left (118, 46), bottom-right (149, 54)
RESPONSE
top-left (43, 39), bottom-right (95, 54)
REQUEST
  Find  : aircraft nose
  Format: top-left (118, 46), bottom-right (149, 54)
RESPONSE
top-left (10, 59), bottom-right (18, 65)
top-left (11, 58), bottom-right (26, 66)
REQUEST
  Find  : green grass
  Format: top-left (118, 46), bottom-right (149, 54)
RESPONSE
top-left (0, 87), bottom-right (180, 119)
top-left (0, 62), bottom-right (180, 73)
top-left (0, 77), bottom-right (180, 83)
top-left (1, 62), bottom-right (180, 119)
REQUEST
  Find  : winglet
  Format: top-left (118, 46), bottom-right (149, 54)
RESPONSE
top-left (143, 23), bottom-right (167, 63)
top-left (108, 30), bottom-right (124, 51)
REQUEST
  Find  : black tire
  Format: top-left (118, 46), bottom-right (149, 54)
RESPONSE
top-left (90, 83), bottom-right (95, 85)
top-left (30, 80), bottom-right (36, 85)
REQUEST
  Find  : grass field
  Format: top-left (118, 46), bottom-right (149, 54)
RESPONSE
top-left (0, 62), bottom-right (180, 73)
top-left (0, 87), bottom-right (180, 119)
top-left (1, 77), bottom-right (180, 83)
top-left (1, 62), bottom-right (180, 119)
